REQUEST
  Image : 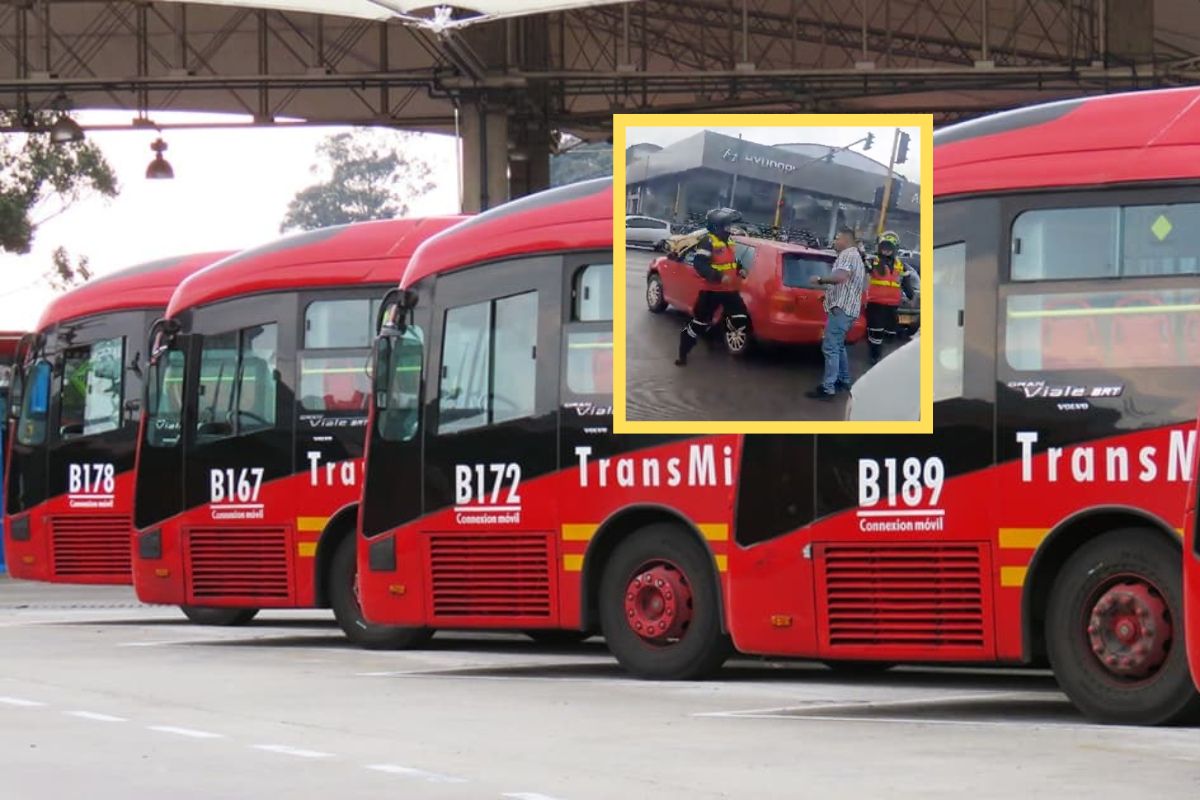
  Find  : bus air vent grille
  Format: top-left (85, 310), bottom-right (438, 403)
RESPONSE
top-left (50, 515), bottom-right (132, 579)
top-left (819, 542), bottom-right (987, 652)
top-left (185, 527), bottom-right (291, 601)
top-left (427, 532), bottom-right (553, 619)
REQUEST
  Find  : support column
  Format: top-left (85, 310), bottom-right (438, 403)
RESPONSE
top-left (459, 99), bottom-right (509, 213)
top-left (827, 200), bottom-right (841, 245)
top-left (508, 135), bottom-right (550, 201)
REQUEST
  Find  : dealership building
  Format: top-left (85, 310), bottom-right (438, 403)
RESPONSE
top-left (626, 131), bottom-right (920, 248)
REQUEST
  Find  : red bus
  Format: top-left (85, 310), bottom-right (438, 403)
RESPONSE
top-left (359, 87), bottom-right (1200, 726)
top-left (132, 217), bottom-right (463, 632)
top-left (3, 253), bottom-right (231, 584)
top-left (0, 330), bottom-right (25, 574)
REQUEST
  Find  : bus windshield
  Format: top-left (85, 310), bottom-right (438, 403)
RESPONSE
top-left (375, 326), bottom-right (424, 443)
top-left (145, 342), bottom-right (186, 448)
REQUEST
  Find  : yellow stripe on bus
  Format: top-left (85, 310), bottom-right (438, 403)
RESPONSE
top-left (998, 528), bottom-right (1049, 549)
top-left (563, 554), bottom-right (584, 572)
top-left (297, 516), bottom-right (329, 532)
top-left (297, 542), bottom-right (317, 558)
top-left (1000, 566), bottom-right (1028, 587)
top-left (698, 524), bottom-right (729, 541)
top-left (561, 524), bottom-right (597, 541)
top-left (714, 554), bottom-right (728, 572)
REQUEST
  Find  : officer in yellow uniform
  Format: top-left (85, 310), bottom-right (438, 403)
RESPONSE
top-left (864, 230), bottom-right (910, 365)
top-left (676, 207), bottom-right (749, 366)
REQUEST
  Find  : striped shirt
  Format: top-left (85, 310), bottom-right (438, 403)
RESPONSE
top-left (824, 244), bottom-right (866, 318)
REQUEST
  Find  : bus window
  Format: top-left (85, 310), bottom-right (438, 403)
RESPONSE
top-left (195, 324), bottom-right (277, 439)
top-left (16, 360), bottom-right (51, 446)
top-left (299, 355), bottom-right (369, 413)
top-left (1011, 202), bottom-right (1200, 281)
top-left (438, 291), bottom-right (537, 434)
top-left (932, 242), bottom-right (965, 401)
top-left (59, 337), bottom-right (124, 439)
top-left (236, 323), bottom-right (277, 435)
top-left (566, 263), bottom-right (613, 396)
top-left (304, 298), bottom-right (375, 348)
top-left (300, 299), bottom-right (373, 413)
top-left (1005, 287), bottom-right (1200, 371)
top-left (145, 348), bottom-right (185, 447)
top-left (376, 326), bottom-right (424, 442)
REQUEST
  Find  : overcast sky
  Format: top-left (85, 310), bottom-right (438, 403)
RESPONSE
top-left (627, 125), bottom-right (922, 182)
top-left (0, 109), bottom-right (460, 330)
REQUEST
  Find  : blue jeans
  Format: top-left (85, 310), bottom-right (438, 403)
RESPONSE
top-left (821, 307), bottom-right (854, 393)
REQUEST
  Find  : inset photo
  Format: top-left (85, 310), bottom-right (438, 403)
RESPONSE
top-left (613, 114), bottom-right (933, 434)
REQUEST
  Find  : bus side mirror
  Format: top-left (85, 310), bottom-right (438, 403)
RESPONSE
top-left (373, 336), bottom-right (393, 411)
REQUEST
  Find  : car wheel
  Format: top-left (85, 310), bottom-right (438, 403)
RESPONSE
top-left (646, 273), bottom-right (668, 313)
top-left (723, 317), bottom-right (752, 357)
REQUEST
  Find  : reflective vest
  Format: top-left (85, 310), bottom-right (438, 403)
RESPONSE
top-left (709, 233), bottom-right (738, 272)
top-left (867, 257), bottom-right (905, 306)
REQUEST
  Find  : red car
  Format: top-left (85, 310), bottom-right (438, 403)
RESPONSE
top-left (645, 237), bottom-right (867, 356)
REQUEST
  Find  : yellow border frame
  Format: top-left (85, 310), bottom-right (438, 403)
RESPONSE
top-left (612, 113), bottom-right (934, 434)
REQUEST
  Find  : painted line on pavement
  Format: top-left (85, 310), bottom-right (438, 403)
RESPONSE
top-left (365, 764), bottom-right (469, 783)
top-left (148, 725), bottom-right (224, 739)
top-left (253, 744), bottom-right (335, 759)
top-left (66, 711), bottom-right (127, 722)
top-left (0, 696), bottom-right (46, 707)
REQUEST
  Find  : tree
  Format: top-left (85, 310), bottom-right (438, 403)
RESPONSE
top-left (550, 140), bottom-right (612, 187)
top-left (280, 129), bottom-right (436, 232)
top-left (0, 109), bottom-right (118, 286)
top-left (46, 246), bottom-right (92, 292)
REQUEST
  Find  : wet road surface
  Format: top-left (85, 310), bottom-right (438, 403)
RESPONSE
top-left (623, 248), bottom-right (892, 423)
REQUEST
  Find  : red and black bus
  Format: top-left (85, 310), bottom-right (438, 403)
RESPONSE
top-left (3, 253), bottom-right (231, 584)
top-left (132, 217), bottom-right (463, 633)
top-left (359, 87), bottom-right (1200, 726)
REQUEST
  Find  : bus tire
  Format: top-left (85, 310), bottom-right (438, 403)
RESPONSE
top-left (646, 273), bottom-right (668, 313)
top-left (599, 524), bottom-right (732, 680)
top-left (523, 630), bottom-right (592, 645)
top-left (330, 535), bottom-right (432, 651)
top-left (180, 606), bottom-right (258, 626)
top-left (1045, 529), bottom-right (1200, 725)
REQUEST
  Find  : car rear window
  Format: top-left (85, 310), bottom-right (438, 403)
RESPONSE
top-left (781, 253), bottom-right (834, 288)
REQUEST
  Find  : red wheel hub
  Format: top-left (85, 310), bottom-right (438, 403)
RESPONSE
top-left (1086, 581), bottom-right (1171, 680)
top-left (624, 562), bottom-right (693, 644)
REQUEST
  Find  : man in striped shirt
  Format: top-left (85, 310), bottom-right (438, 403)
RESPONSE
top-left (805, 226), bottom-right (866, 400)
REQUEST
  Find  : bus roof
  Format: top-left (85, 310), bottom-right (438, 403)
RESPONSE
top-left (36, 251), bottom-right (234, 332)
top-left (935, 86), bottom-right (1200, 198)
top-left (167, 216), bottom-right (467, 318)
top-left (401, 179), bottom-right (611, 288)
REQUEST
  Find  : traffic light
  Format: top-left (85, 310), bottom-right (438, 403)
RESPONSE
top-left (895, 131), bottom-right (911, 164)
top-left (864, 132), bottom-right (875, 150)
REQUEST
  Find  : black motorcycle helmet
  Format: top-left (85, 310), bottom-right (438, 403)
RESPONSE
top-left (705, 207), bottom-right (742, 238)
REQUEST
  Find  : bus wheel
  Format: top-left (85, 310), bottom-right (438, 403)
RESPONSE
top-left (599, 524), bottom-right (732, 680)
top-left (329, 535), bottom-right (432, 651)
top-left (1046, 529), bottom-right (1200, 725)
top-left (180, 606), bottom-right (258, 626)
top-left (646, 274), bottom-right (668, 313)
top-left (523, 630), bottom-right (592, 645)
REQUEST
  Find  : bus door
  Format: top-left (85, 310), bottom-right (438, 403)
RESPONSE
top-left (181, 294), bottom-right (297, 605)
top-left (44, 310), bottom-right (149, 580)
top-left (809, 198), bottom-right (999, 663)
top-left (419, 255), bottom-right (563, 629)
top-left (5, 339), bottom-right (52, 551)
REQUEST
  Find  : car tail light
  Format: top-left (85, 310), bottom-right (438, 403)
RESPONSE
top-left (770, 292), bottom-right (797, 314)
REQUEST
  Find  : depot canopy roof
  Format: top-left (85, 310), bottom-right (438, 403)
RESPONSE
top-left (155, 0), bottom-right (633, 27)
